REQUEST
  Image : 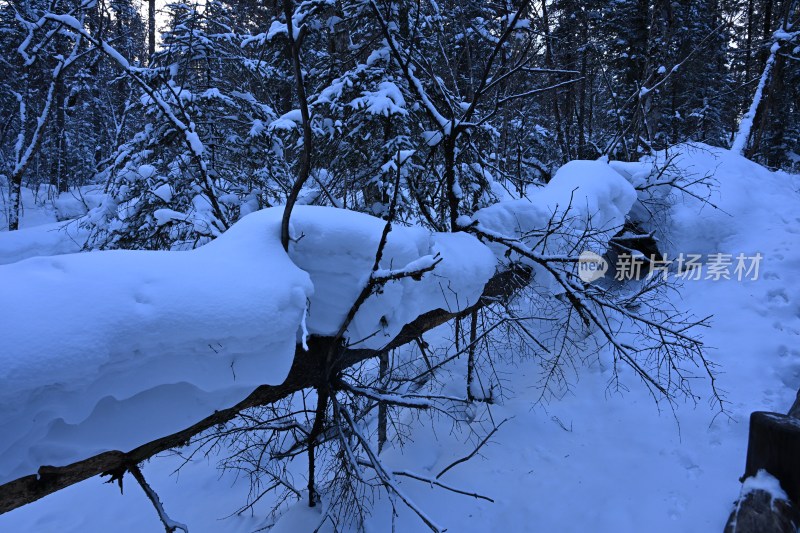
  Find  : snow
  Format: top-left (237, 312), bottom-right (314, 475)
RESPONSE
top-left (0, 220), bottom-right (85, 265)
top-left (0, 209), bottom-right (313, 484)
top-left (153, 207), bottom-right (187, 226)
top-left (341, 147), bottom-right (800, 532)
top-left (286, 206), bottom-right (496, 348)
top-left (350, 81), bottom-right (408, 116)
top-left (151, 183), bottom-right (173, 203)
top-left (0, 203), bottom-right (498, 483)
top-left (266, 20), bottom-right (288, 40)
top-left (473, 159), bottom-right (635, 250)
top-left (611, 143), bottom-right (796, 259)
top-left (137, 164), bottom-right (156, 179)
top-left (2, 149), bottom-right (800, 533)
top-left (380, 149), bottom-right (415, 173)
top-left (185, 131), bottom-right (204, 156)
top-left (740, 470), bottom-right (789, 501)
top-left (422, 130), bottom-right (443, 146)
top-left (1, 185), bottom-right (55, 231)
top-left (249, 118), bottom-right (266, 137)
top-left (269, 110), bottom-right (302, 131)
top-left (45, 14), bottom-right (129, 69)
top-left (467, 158), bottom-right (636, 293)
top-left (0, 186), bottom-right (91, 262)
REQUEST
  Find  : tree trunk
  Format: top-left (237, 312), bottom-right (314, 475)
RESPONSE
top-left (731, 40), bottom-right (779, 155)
top-left (724, 401), bottom-right (800, 531)
top-left (378, 351), bottom-right (388, 452)
top-left (443, 135), bottom-right (459, 231)
top-left (148, 0), bottom-right (156, 61)
top-left (743, 412), bottom-right (800, 504)
top-left (52, 75), bottom-right (68, 193)
top-left (7, 177), bottom-right (22, 231)
top-left (724, 487), bottom-right (800, 533)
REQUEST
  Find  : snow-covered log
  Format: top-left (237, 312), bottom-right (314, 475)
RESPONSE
top-left (0, 159), bottom-right (636, 513)
top-left (0, 267), bottom-right (528, 514)
top-left (742, 412), bottom-right (800, 505)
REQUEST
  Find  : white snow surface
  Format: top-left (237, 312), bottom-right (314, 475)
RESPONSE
top-left (0, 220), bottom-right (85, 266)
top-left (288, 206), bottom-right (496, 348)
top-left (0, 161), bottom-right (624, 487)
top-left (611, 142), bottom-right (798, 259)
top-left (740, 469), bottom-right (789, 501)
top-left (0, 185), bottom-right (95, 263)
top-left (470, 158), bottom-right (636, 292)
top-left (2, 147), bottom-right (800, 532)
top-left (473, 158), bottom-right (636, 254)
top-left (0, 209), bottom-right (313, 484)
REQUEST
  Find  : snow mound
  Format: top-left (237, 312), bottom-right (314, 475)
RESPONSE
top-left (0, 209), bottom-right (313, 484)
top-left (465, 158), bottom-right (637, 292)
top-left (0, 169), bottom-right (640, 492)
top-left (287, 206), bottom-right (497, 348)
top-left (611, 143), bottom-right (799, 258)
top-left (0, 220), bottom-right (86, 266)
top-left (472, 158), bottom-right (636, 256)
top-left (0, 205), bottom-right (497, 483)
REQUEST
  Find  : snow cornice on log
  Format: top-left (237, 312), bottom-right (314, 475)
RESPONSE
top-left (0, 265), bottom-right (530, 514)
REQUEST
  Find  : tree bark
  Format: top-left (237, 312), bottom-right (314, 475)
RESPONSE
top-left (279, 0), bottom-right (314, 250)
top-left (724, 395), bottom-right (800, 531)
top-left (743, 412), bottom-right (800, 504)
top-left (148, 0), bottom-right (156, 61)
top-left (724, 488), bottom-right (800, 533)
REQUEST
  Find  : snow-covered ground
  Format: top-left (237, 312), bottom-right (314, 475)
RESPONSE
top-left (1, 145), bottom-right (799, 532)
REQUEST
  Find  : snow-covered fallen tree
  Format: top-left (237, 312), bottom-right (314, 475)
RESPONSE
top-left (0, 152), bottom-right (723, 527)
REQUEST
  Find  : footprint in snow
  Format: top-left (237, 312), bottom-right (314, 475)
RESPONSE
top-left (134, 292), bottom-right (152, 305)
top-left (672, 450), bottom-right (702, 479)
top-left (667, 493), bottom-right (688, 520)
top-left (767, 289), bottom-right (789, 305)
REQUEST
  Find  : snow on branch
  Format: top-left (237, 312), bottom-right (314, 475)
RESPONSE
top-left (731, 26), bottom-right (800, 154)
top-left (37, 12), bottom-right (228, 232)
top-left (0, 204), bottom-right (495, 496)
top-left (128, 465), bottom-right (189, 533)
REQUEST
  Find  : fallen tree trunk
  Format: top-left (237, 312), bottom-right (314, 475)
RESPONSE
top-left (0, 266), bottom-right (529, 514)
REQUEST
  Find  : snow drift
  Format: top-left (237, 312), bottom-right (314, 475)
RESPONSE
top-left (611, 142), bottom-right (799, 259)
top-left (288, 206), bottom-right (497, 349)
top-left (0, 210), bottom-right (313, 484)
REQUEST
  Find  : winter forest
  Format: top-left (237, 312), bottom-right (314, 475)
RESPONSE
top-left (0, 0), bottom-right (799, 530)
